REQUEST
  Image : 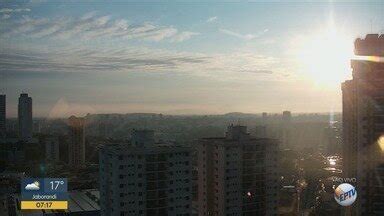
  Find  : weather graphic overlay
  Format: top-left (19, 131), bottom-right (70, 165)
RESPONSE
top-left (21, 178), bottom-right (68, 210)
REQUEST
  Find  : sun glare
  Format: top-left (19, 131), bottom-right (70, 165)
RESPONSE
top-left (378, 135), bottom-right (384, 152)
top-left (296, 24), bottom-right (354, 86)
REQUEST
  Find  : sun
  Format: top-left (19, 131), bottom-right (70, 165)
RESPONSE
top-left (296, 24), bottom-right (354, 86)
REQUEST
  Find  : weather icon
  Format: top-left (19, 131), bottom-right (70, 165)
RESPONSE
top-left (25, 181), bottom-right (40, 191)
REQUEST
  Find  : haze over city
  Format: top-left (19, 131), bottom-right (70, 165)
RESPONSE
top-left (1, 1), bottom-right (384, 216)
top-left (1, 1), bottom-right (383, 117)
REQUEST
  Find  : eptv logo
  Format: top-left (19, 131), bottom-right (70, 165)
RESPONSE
top-left (334, 183), bottom-right (357, 206)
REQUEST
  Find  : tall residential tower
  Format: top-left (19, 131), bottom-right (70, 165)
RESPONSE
top-left (0, 95), bottom-right (5, 138)
top-left (197, 125), bottom-right (279, 216)
top-left (68, 116), bottom-right (86, 168)
top-left (342, 34), bottom-right (384, 215)
top-left (281, 111), bottom-right (292, 149)
top-left (18, 93), bottom-right (32, 140)
top-left (99, 129), bottom-right (192, 216)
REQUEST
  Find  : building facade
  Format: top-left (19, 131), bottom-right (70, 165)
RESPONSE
top-left (342, 34), bottom-right (384, 215)
top-left (99, 130), bottom-right (192, 216)
top-left (0, 95), bottom-right (5, 138)
top-left (45, 137), bottom-right (60, 162)
top-left (68, 116), bottom-right (85, 168)
top-left (18, 93), bottom-right (32, 140)
top-left (262, 112), bottom-right (268, 125)
top-left (197, 125), bottom-right (279, 216)
top-left (281, 111), bottom-right (292, 150)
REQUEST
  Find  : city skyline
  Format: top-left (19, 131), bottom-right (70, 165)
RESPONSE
top-left (0, 1), bottom-right (383, 214)
top-left (1, 1), bottom-right (384, 117)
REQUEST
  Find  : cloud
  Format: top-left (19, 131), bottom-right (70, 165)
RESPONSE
top-left (28, 0), bottom-right (47, 3)
top-left (240, 69), bottom-right (273, 74)
top-left (170, 31), bottom-right (200, 42)
top-left (25, 182), bottom-right (40, 190)
top-left (1, 14), bottom-right (10, 20)
top-left (0, 7), bottom-right (31, 20)
top-left (0, 8), bottom-right (31, 13)
top-left (0, 45), bottom-right (283, 81)
top-left (206, 16), bottom-right (217, 23)
top-left (1, 12), bottom-right (198, 42)
top-left (0, 46), bottom-right (209, 74)
top-left (219, 28), bottom-right (268, 40)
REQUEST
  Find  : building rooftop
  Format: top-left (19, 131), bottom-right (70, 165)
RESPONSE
top-left (354, 34), bottom-right (384, 57)
top-left (199, 125), bottom-right (278, 144)
top-left (101, 143), bottom-right (191, 155)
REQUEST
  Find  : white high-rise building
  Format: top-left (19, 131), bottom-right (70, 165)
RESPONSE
top-left (99, 129), bottom-right (192, 216)
top-left (18, 93), bottom-right (32, 140)
top-left (197, 125), bottom-right (279, 216)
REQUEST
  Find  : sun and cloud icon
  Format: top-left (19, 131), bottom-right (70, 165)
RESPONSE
top-left (25, 181), bottom-right (40, 191)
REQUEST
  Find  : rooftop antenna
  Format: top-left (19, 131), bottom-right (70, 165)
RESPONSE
top-left (0, 74), bottom-right (3, 94)
top-left (370, 19), bottom-right (373, 33)
top-left (0, 71), bottom-right (5, 95)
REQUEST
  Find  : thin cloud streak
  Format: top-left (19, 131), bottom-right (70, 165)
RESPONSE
top-left (219, 28), bottom-right (269, 40)
top-left (0, 8), bottom-right (31, 13)
top-left (170, 31), bottom-right (200, 42)
top-left (1, 12), bottom-right (199, 42)
top-left (0, 6), bottom-right (31, 19)
top-left (0, 46), bottom-right (282, 81)
top-left (1, 14), bottom-right (10, 19)
top-left (240, 69), bottom-right (273, 74)
top-left (206, 16), bottom-right (218, 23)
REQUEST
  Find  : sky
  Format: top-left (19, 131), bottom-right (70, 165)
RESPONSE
top-left (1, 0), bottom-right (383, 117)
